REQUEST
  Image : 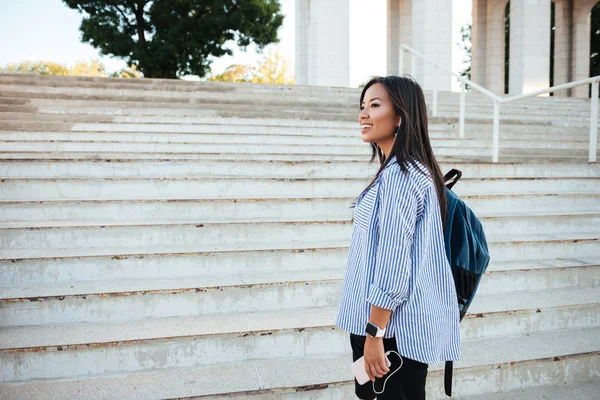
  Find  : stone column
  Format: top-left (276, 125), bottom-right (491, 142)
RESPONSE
top-left (509, 0), bottom-right (552, 94)
top-left (387, 0), bottom-right (401, 75)
top-left (410, 0), bottom-right (453, 90)
top-left (485, 0), bottom-right (510, 95)
top-left (399, 0), bottom-right (414, 75)
top-left (471, 0), bottom-right (488, 86)
top-left (295, 0), bottom-right (310, 85)
top-left (572, 0), bottom-right (597, 97)
top-left (553, 0), bottom-right (574, 97)
top-left (294, 0), bottom-right (350, 87)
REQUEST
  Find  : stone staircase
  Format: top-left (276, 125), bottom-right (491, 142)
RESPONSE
top-left (0, 74), bottom-right (598, 399)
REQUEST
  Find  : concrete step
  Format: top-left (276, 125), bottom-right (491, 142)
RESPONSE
top-left (0, 73), bottom-right (593, 105)
top-left (1, 246), bottom-right (598, 326)
top-left (1, 176), bottom-right (598, 202)
top-left (3, 141), bottom-right (599, 160)
top-left (0, 131), bottom-right (397, 146)
top-left (1, 151), bottom-right (593, 162)
top-left (0, 219), bottom-right (354, 250)
top-left (8, 84), bottom-right (589, 120)
top-left (0, 140), bottom-right (381, 155)
top-left (1, 255), bottom-right (597, 300)
top-left (3, 128), bottom-right (595, 144)
top-left (1, 79), bottom-right (595, 116)
top-left (0, 325), bottom-right (597, 399)
top-left (0, 83), bottom-right (359, 105)
top-left (0, 293), bottom-right (598, 383)
top-left (2, 195), bottom-right (598, 223)
top-left (456, 379), bottom-right (600, 400)
top-left (0, 119), bottom-right (363, 134)
top-left (1, 103), bottom-right (597, 136)
top-left (0, 117), bottom-right (557, 135)
top-left (1, 100), bottom-right (596, 122)
top-left (0, 75), bottom-right (360, 96)
top-left (1, 212), bottom-right (599, 250)
top-left (438, 104), bottom-right (596, 117)
top-left (3, 229), bottom-right (596, 262)
top-left (1, 119), bottom-right (598, 148)
top-left (1, 113), bottom-right (595, 140)
top-left (0, 208), bottom-right (596, 278)
top-left (1, 160), bottom-right (599, 178)
top-left (2, 116), bottom-right (598, 145)
top-left (438, 111), bottom-right (594, 125)
top-left (1, 109), bottom-right (595, 125)
top-left (0, 101), bottom-right (594, 129)
top-left (0, 119), bottom-right (595, 149)
top-left (0, 112), bottom-right (565, 130)
top-left (0, 103), bottom-right (357, 122)
top-left (2, 130), bottom-right (596, 153)
top-left (2, 140), bottom-right (596, 157)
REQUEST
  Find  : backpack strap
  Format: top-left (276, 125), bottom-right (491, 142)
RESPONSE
top-left (444, 169), bottom-right (462, 190)
top-left (445, 360), bottom-right (453, 396)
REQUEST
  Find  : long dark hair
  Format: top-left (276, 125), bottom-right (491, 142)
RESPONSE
top-left (356, 75), bottom-right (447, 226)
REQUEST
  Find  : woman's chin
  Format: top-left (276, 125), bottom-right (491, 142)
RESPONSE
top-left (361, 133), bottom-right (375, 143)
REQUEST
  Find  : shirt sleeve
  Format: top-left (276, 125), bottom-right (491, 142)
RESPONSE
top-left (366, 169), bottom-right (418, 311)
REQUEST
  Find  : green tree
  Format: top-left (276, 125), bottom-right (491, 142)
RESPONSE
top-left (63, 0), bottom-right (285, 79)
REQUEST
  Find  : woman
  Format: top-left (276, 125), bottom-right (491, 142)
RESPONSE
top-left (336, 75), bottom-right (461, 399)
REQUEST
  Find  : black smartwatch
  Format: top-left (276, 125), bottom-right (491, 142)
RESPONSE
top-left (366, 321), bottom-right (386, 338)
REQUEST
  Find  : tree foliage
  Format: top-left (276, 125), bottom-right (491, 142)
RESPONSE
top-left (1, 59), bottom-right (141, 78)
top-left (252, 47), bottom-right (293, 84)
top-left (62, 0), bottom-right (284, 79)
top-left (207, 47), bottom-right (293, 84)
top-left (208, 64), bottom-right (254, 83)
top-left (1, 61), bottom-right (70, 75)
top-left (69, 59), bottom-right (108, 76)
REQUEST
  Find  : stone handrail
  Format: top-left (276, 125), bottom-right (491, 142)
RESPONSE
top-left (399, 44), bottom-right (599, 163)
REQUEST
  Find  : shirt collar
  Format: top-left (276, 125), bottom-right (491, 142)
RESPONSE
top-left (384, 155), bottom-right (397, 169)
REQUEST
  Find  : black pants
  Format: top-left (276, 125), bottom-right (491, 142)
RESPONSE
top-left (350, 333), bottom-right (428, 400)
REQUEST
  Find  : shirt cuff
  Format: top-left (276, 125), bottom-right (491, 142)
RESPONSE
top-left (367, 283), bottom-right (402, 311)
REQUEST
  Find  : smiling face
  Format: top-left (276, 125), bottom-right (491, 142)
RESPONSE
top-left (359, 82), bottom-right (400, 145)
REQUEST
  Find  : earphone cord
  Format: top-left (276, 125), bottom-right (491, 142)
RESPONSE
top-left (373, 351), bottom-right (403, 395)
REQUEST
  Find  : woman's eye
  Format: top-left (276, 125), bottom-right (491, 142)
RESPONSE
top-left (359, 104), bottom-right (379, 110)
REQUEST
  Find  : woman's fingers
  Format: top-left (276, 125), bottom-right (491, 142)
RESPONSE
top-left (379, 358), bottom-right (391, 375)
top-left (367, 360), bottom-right (389, 380)
top-left (365, 362), bottom-right (375, 382)
top-left (373, 360), bottom-right (388, 378)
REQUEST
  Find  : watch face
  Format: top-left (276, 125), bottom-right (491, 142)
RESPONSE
top-left (366, 322), bottom-right (378, 337)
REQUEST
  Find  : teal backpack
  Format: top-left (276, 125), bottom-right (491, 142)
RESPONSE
top-left (443, 169), bottom-right (491, 397)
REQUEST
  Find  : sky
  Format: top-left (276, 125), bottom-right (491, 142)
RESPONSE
top-left (0, 0), bottom-right (472, 88)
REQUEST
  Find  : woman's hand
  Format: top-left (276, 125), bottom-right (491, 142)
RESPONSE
top-left (363, 335), bottom-right (390, 382)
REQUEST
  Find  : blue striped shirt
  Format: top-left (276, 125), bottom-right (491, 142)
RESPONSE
top-left (336, 156), bottom-right (461, 365)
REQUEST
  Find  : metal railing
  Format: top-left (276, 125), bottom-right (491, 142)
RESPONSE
top-left (399, 44), bottom-right (599, 163)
